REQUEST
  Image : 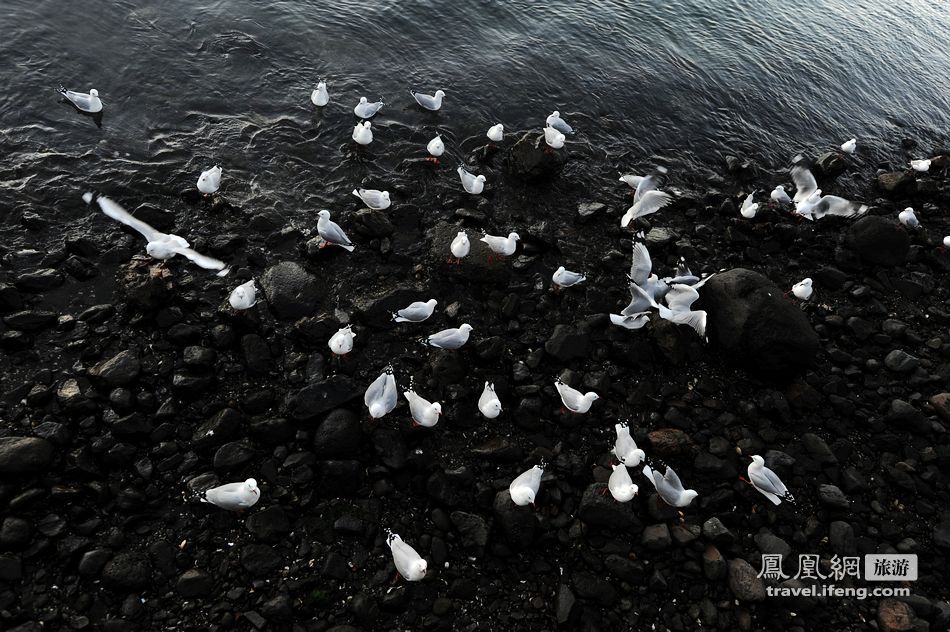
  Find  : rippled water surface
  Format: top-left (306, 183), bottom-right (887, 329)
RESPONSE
top-left (2, 0), bottom-right (948, 222)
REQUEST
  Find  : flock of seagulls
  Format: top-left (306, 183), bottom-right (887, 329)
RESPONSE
top-left (60, 79), bottom-right (944, 582)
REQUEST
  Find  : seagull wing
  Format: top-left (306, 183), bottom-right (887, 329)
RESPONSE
top-left (174, 247), bottom-right (228, 272)
top-left (630, 190), bottom-right (673, 219)
top-left (96, 195), bottom-right (165, 243)
top-left (664, 284), bottom-right (700, 312)
top-left (321, 220), bottom-right (354, 247)
top-left (662, 466), bottom-right (685, 492)
top-left (634, 174), bottom-right (658, 204)
top-left (813, 195), bottom-right (868, 219)
top-left (629, 241), bottom-right (652, 286)
top-left (790, 165), bottom-right (818, 202)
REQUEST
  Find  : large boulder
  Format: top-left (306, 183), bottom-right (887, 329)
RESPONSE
top-left (259, 262), bottom-right (322, 320)
top-left (506, 132), bottom-right (566, 181)
top-left (697, 269), bottom-right (818, 376)
top-left (846, 216), bottom-right (910, 266)
top-left (0, 437), bottom-right (54, 474)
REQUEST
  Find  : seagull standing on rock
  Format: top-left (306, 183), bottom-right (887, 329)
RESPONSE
top-left (365, 367), bottom-right (398, 419)
top-left (197, 165), bottom-right (222, 195)
top-left (84, 192), bottom-right (229, 276)
top-left (607, 464), bottom-right (639, 502)
top-left (424, 324), bottom-right (473, 350)
top-left (457, 166), bottom-right (486, 194)
top-left (387, 532), bottom-right (427, 581)
top-left (487, 123), bottom-right (504, 143)
top-left (554, 377), bottom-right (599, 414)
top-left (909, 159), bottom-right (930, 172)
top-left (543, 126), bottom-right (565, 151)
top-left (392, 299), bottom-right (437, 323)
top-left (449, 231), bottom-right (470, 264)
top-left (840, 138), bottom-right (856, 154)
top-left (352, 188), bottom-right (391, 210)
top-left (480, 232), bottom-right (520, 262)
top-left (478, 382), bottom-right (503, 419)
top-left (770, 185), bottom-right (792, 206)
top-left (410, 89), bottom-right (445, 111)
top-left (611, 422), bottom-right (645, 467)
top-left (316, 210), bottom-right (355, 251)
top-left (642, 464), bottom-right (698, 508)
top-left (403, 381), bottom-right (441, 427)
top-left (59, 85), bottom-right (103, 113)
top-left (229, 280), bottom-right (257, 310)
top-left (790, 278), bottom-right (813, 300)
top-left (201, 479), bottom-right (260, 511)
top-left (509, 463), bottom-right (544, 506)
top-left (899, 207), bottom-right (919, 229)
top-left (745, 455), bottom-right (794, 505)
top-left (328, 325), bottom-right (355, 357)
top-left (739, 191), bottom-right (758, 218)
top-left (552, 266), bottom-right (586, 291)
top-left (546, 111), bottom-right (573, 135)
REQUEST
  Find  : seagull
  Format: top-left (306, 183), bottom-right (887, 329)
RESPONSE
top-left (611, 422), bottom-right (645, 467)
top-left (83, 192), bottom-right (229, 275)
top-left (424, 324), bottom-right (473, 350)
top-left (229, 280), bottom-right (257, 310)
top-left (387, 532), bottom-right (427, 581)
top-left (621, 190), bottom-right (673, 228)
top-left (797, 194), bottom-right (869, 220)
top-left (328, 325), bottom-right (356, 357)
top-left (740, 192), bottom-right (758, 219)
top-left (392, 299), bottom-right (438, 323)
top-left (910, 159), bottom-right (930, 172)
top-left (410, 89), bottom-right (445, 111)
top-left (365, 366), bottom-right (398, 419)
top-left (201, 478), bottom-right (260, 511)
top-left (426, 135), bottom-right (444, 163)
top-left (352, 121), bottom-right (373, 145)
top-left (457, 166), bottom-right (486, 194)
top-left (197, 165), bottom-right (222, 195)
top-left (898, 207), bottom-right (919, 229)
top-left (59, 85), bottom-right (103, 113)
top-left (943, 236), bottom-right (950, 249)
top-left (619, 174), bottom-right (645, 190)
top-left (509, 463), bottom-right (544, 506)
top-left (629, 170), bottom-right (667, 203)
top-left (840, 138), bottom-right (856, 154)
top-left (352, 188), bottom-right (391, 210)
top-left (480, 232), bottom-right (519, 262)
top-left (609, 312), bottom-right (651, 330)
top-left (449, 231), bottom-right (470, 264)
top-left (487, 123), bottom-right (504, 143)
top-left (353, 97), bottom-right (384, 118)
top-left (607, 464), bottom-right (639, 502)
top-left (622, 282), bottom-right (660, 315)
top-left (770, 185), bottom-right (792, 206)
top-left (554, 377), bottom-right (599, 414)
top-left (746, 455), bottom-right (794, 505)
top-left (316, 210), bottom-right (355, 251)
top-left (543, 126), bottom-right (565, 150)
top-left (311, 81), bottom-right (329, 107)
top-left (790, 159), bottom-right (819, 203)
top-left (552, 266), bottom-right (585, 290)
top-left (656, 282), bottom-right (712, 339)
top-left (642, 464), bottom-right (698, 508)
top-left (403, 382), bottom-right (441, 427)
top-left (478, 382), bottom-right (503, 419)
top-left (790, 278), bottom-right (813, 301)
top-left (545, 111), bottom-right (573, 135)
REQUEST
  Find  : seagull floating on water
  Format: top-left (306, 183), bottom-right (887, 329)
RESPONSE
top-left (478, 382), bottom-right (503, 419)
top-left (59, 85), bottom-right (103, 113)
top-left (457, 166), bottom-right (486, 194)
top-left (229, 280), bottom-right (257, 310)
top-left (746, 455), bottom-right (794, 505)
top-left (352, 121), bottom-right (373, 145)
top-left (201, 478), bottom-right (260, 511)
top-left (509, 463), bottom-right (544, 506)
top-left (410, 89), bottom-right (445, 111)
top-left (387, 532), bottom-right (427, 581)
top-left (311, 81), bottom-right (329, 107)
top-left (365, 366), bottom-right (398, 419)
top-left (352, 188), bottom-right (391, 210)
top-left (316, 210), bottom-right (355, 251)
top-left (353, 97), bottom-right (384, 118)
top-left (392, 299), bottom-right (437, 323)
top-left (84, 192), bottom-right (229, 275)
top-left (197, 165), bottom-right (222, 195)
top-left (487, 123), bottom-right (504, 143)
top-left (545, 111), bottom-right (573, 135)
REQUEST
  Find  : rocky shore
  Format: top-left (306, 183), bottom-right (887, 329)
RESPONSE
top-left (1, 132), bottom-right (949, 632)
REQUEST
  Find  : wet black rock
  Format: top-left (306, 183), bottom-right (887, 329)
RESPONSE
top-left (506, 132), bottom-right (567, 181)
top-left (246, 506), bottom-right (291, 542)
top-left (450, 511), bottom-right (490, 549)
top-left (89, 350), bottom-right (142, 387)
top-left (544, 325), bottom-right (591, 361)
top-left (817, 484), bottom-right (850, 511)
top-left (698, 268), bottom-right (819, 376)
top-left (846, 216), bottom-right (910, 266)
top-left (3, 310), bottom-right (57, 331)
top-left (102, 553), bottom-right (153, 590)
top-left (814, 151), bottom-right (848, 178)
top-left (241, 544), bottom-right (282, 576)
top-left (1, 517), bottom-right (33, 550)
top-left (285, 376), bottom-right (361, 422)
top-left (877, 171), bottom-right (916, 195)
top-left (578, 484), bottom-right (638, 528)
top-left (728, 559), bottom-right (766, 602)
top-left (259, 261), bottom-right (322, 320)
top-left (0, 283), bottom-right (24, 312)
top-left (312, 409), bottom-right (362, 458)
top-left (15, 268), bottom-right (64, 292)
top-left (492, 491), bottom-right (536, 548)
top-left (213, 441), bottom-right (257, 469)
top-left (352, 208), bottom-right (395, 238)
top-left (0, 437), bottom-right (54, 474)
top-left (176, 569), bottom-right (215, 597)
top-left (884, 349), bottom-right (919, 373)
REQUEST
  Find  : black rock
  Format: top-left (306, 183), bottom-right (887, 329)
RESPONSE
top-left (813, 151), bottom-right (848, 178)
top-left (0, 517), bottom-right (33, 550)
top-left (193, 407), bottom-right (244, 448)
top-left (285, 376), bottom-right (360, 422)
top-left (641, 523), bottom-right (672, 550)
top-left (176, 569), bottom-right (215, 597)
top-left (0, 437), bottom-right (54, 474)
top-left (246, 506), bottom-right (291, 542)
top-left (78, 548), bottom-right (113, 576)
top-left (15, 268), bottom-right (64, 292)
top-left (213, 441), bottom-right (257, 469)
top-left (89, 350), bottom-right (142, 387)
top-left (817, 484), bottom-right (850, 511)
top-left (241, 544), bottom-right (282, 576)
top-left (698, 268), bottom-right (819, 376)
top-left (352, 208), bottom-right (395, 238)
top-left (884, 350), bottom-right (919, 373)
top-left (492, 490), bottom-right (536, 548)
top-left (578, 484), bottom-right (638, 528)
top-left (241, 334), bottom-right (271, 375)
top-left (3, 310), bottom-right (57, 331)
top-left (728, 559), bottom-right (766, 602)
top-left (544, 325), bottom-right (591, 361)
top-left (877, 171), bottom-right (916, 195)
top-left (312, 409), bottom-right (362, 458)
top-left (846, 216), bottom-right (910, 266)
top-left (0, 283), bottom-right (24, 312)
top-left (450, 511), bottom-right (490, 549)
top-left (259, 261), bottom-right (322, 320)
top-left (506, 131), bottom-right (567, 181)
top-left (102, 553), bottom-right (153, 590)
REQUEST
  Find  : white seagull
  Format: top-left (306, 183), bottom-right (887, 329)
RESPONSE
top-left (392, 299), bottom-right (438, 323)
top-left (311, 81), bottom-right (329, 107)
top-left (59, 85), bottom-right (103, 113)
top-left (352, 121), bottom-right (373, 145)
top-left (478, 382), bottom-right (502, 419)
top-left (365, 366), bottom-right (398, 419)
top-left (480, 232), bottom-right (520, 258)
top-left (387, 532), bottom-right (427, 581)
top-left (509, 463), bottom-right (544, 506)
top-left (621, 190), bottom-right (673, 228)
top-left (611, 422), bottom-right (645, 467)
top-left (404, 383), bottom-right (441, 427)
top-left (740, 192), bottom-right (758, 218)
top-left (791, 278), bottom-right (813, 301)
top-left (424, 324), bottom-right (473, 350)
top-left (201, 478), bottom-right (260, 511)
top-left (898, 207), bottom-right (919, 229)
top-left (552, 266), bottom-right (585, 290)
top-left (840, 138), bottom-right (856, 154)
top-left (746, 455), bottom-right (794, 505)
top-left (770, 185), bottom-right (792, 205)
top-left (353, 97), bottom-right (384, 118)
top-left (328, 325), bottom-right (356, 357)
top-left (607, 464), bottom-right (639, 502)
top-left (229, 280), bottom-right (257, 310)
top-left (545, 111), bottom-right (573, 135)
top-left (410, 89), bottom-right (445, 111)
top-left (457, 166), bottom-right (486, 194)
top-left (449, 231), bottom-right (470, 263)
top-left (554, 377), bottom-right (599, 414)
top-left (316, 210), bottom-right (355, 251)
top-left (426, 135), bottom-right (445, 162)
top-left (352, 188), bottom-right (391, 210)
top-left (197, 165), bottom-right (222, 195)
top-left (642, 464), bottom-right (698, 508)
top-left (609, 312), bottom-right (651, 330)
top-left (909, 159), bottom-right (930, 172)
top-left (487, 123), bottom-right (504, 143)
top-left (83, 192), bottom-right (229, 275)
top-left (543, 126), bottom-right (565, 149)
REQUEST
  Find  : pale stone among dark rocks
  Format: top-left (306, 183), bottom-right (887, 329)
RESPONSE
top-left (3, 310), bottom-right (57, 331)
top-left (15, 268), bottom-right (64, 292)
top-left (728, 559), bottom-right (766, 602)
top-left (877, 598), bottom-right (915, 632)
top-left (877, 171), bottom-right (915, 195)
top-left (817, 484), bottom-right (850, 510)
top-left (884, 350), bottom-right (918, 373)
top-left (846, 216), bottom-right (910, 266)
top-left (577, 202), bottom-right (605, 217)
top-left (0, 437), bottom-right (54, 474)
top-left (930, 393), bottom-right (950, 424)
top-left (698, 268), bottom-right (818, 375)
top-left (259, 262), bottom-right (321, 320)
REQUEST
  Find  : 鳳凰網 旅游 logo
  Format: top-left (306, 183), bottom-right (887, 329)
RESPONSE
top-left (756, 553), bottom-right (916, 599)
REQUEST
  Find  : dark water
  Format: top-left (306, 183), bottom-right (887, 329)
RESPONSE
top-left (2, 0), bottom-right (949, 233)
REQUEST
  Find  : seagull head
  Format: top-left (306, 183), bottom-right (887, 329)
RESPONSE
top-left (359, 96), bottom-right (367, 104)
top-left (430, 402), bottom-right (442, 415)
top-left (511, 486), bottom-right (535, 506)
top-left (459, 323), bottom-right (473, 333)
top-left (244, 479), bottom-right (259, 493)
top-left (90, 89), bottom-right (99, 97)
top-left (435, 90), bottom-right (445, 98)
top-left (317, 210), bottom-right (330, 220)
top-left (411, 559), bottom-right (428, 579)
top-left (508, 232), bottom-right (520, 241)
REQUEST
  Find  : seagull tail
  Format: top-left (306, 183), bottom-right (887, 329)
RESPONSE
top-left (58, 84), bottom-right (67, 95)
top-left (216, 267), bottom-right (231, 278)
